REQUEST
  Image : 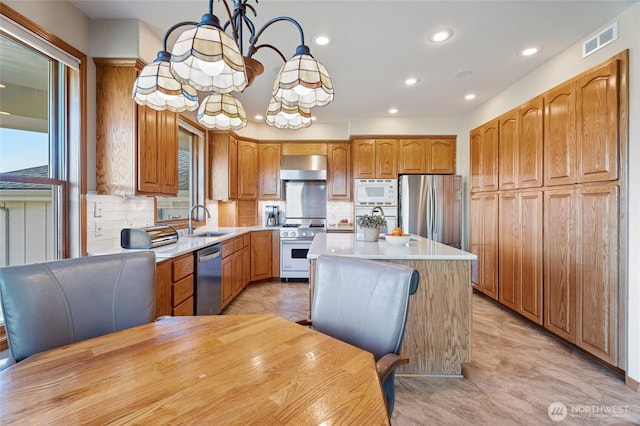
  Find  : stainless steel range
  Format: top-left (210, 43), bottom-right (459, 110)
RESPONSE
top-left (280, 221), bottom-right (326, 281)
top-left (280, 179), bottom-right (327, 281)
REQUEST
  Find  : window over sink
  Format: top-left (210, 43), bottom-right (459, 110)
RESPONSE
top-left (155, 120), bottom-right (205, 226)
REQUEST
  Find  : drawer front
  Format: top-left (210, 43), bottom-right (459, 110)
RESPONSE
top-left (222, 242), bottom-right (234, 258)
top-left (233, 236), bottom-right (244, 253)
top-left (173, 296), bottom-right (194, 316)
top-left (243, 234), bottom-right (251, 247)
top-left (173, 275), bottom-right (194, 305)
top-left (173, 254), bottom-right (194, 281)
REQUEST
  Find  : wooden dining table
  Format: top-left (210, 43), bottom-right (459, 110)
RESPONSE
top-left (0, 314), bottom-right (389, 424)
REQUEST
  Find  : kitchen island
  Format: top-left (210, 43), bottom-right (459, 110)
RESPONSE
top-left (308, 233), bottom-right (476, 377)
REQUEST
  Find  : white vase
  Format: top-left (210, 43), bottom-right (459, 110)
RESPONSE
top-left (362, 227), bottom-right (380, 242)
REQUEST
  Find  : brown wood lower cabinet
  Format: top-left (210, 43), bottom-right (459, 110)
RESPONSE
top-left (155, 253), bottom-right (195, 317)
top-left (544, 183), bottom-right (619, 366)
top-left (499, 190), bottom-right (543, 324)
top-left (470, 192), bottom-right (499, 299)
top-left (251, 230), bottom-right (272, 281)
top-left (222, 236), bottom-right (245, 308)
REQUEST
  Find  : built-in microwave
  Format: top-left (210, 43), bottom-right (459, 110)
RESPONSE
top-left (354, 179), bottom-right (397, 206)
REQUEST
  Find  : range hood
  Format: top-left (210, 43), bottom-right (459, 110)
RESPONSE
top-left (280, 155), bottom-right (327, 181)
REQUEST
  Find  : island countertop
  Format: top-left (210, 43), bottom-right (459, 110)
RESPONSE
top-left (308, 233), bottom-right (476, 261)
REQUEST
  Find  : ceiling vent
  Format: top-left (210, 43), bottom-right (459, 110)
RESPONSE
top-left (583, 22), bottom-right (618, 58)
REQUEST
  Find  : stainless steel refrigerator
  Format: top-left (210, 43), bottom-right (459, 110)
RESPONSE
top-left (398, 174), bottom-right (462, 248)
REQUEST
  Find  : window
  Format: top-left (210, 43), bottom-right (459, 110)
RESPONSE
top-left (0, 8), bottom-right (85, 332)
top-left (156, 120), bottom-right (205, 225)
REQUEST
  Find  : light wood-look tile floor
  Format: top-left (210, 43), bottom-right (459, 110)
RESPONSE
top-left (223, 281), bottom-right (640, 425)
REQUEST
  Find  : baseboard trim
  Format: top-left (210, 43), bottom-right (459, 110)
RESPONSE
top-left (625, 375), bottom-right (639, 391)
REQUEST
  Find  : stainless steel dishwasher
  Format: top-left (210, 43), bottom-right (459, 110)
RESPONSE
top-left (195, 244), bottom-right (222, 315)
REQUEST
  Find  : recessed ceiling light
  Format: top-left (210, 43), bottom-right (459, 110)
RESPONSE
top-left (255, 115), bottom-right (264, 120)
top-left (388, 108), bottom-right (398, 114)
top-left (0, 111), bottom-right (11, 115)
top-left (311, 116), bottom-right (317, 121)
top-left (429, 29), bottom-right (453, 43)
top-left (313, 34), bottom-right (331, 46)
top-left (404, 77), bottom-right (418, 86)
top-left (465, 93), bottom-right (477, 100)
top-left (520, 46), bottom-right (540, 56)
top-left (0, 83), bottom-right (5, 88)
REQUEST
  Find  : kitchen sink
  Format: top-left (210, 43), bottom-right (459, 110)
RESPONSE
top-left (192, 231), bottom-right (231, 238)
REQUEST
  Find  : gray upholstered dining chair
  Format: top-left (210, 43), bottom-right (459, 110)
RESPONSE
top-left (0, 252), bottom-right (156, 369)
top-left (301, 254), bottom-right (419, 417)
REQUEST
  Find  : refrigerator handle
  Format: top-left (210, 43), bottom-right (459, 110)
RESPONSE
top-left (433, 184), bottom-right (439, 237)
top-left (426, 184), bottom-right (433, 238)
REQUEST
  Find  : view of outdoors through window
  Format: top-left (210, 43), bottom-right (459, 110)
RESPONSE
top-left (156, 127), bottom-right (193, 221)
top-left (0, 27), bottom-right (79, 324)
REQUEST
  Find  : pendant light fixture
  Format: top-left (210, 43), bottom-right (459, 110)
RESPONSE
top-left (132, 0), bottom-right (334, 130)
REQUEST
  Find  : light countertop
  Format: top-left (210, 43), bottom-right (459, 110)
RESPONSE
top-left (89, 226), bottom-right (274, 261)
top-left (307, 233), bottom-right (476, 261)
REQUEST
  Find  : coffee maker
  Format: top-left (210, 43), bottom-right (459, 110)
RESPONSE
top-left (264, 205), bottom-right (279, 227)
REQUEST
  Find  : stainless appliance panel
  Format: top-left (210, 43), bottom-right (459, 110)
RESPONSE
top-left (195, 244), bottom-right (222, 315)
top-left (399, 174), bottom-right (462, 248)
top-left (284, 181), bottom-right (327, 219)
top-left (280, 155), bottom-right (327, 180)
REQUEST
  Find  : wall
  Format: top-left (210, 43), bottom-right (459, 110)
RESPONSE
top-left (464, 3), bottom-right (640, 383)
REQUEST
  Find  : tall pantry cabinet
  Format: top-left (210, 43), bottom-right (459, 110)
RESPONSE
top-left (470, 51), bottom-right (627, 368)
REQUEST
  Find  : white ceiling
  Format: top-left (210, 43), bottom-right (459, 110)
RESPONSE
top-left (70, 0), bottom-right (638, 127)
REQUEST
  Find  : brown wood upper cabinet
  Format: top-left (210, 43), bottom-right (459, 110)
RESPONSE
top-left (352, 138), bottom-right (397, 179)
top-left (95, 58), bottom-right (178, 196)
top-left (576, 58), bottom-right (619, 183)
top-left (425, 137), bottom-right (456, 174)
top-left (498, 110), bottom-right (518, 190)
top-left (398, 139), bottom-right (426, 174)
top-left (518, 97), bottom-right (544, 188)
top-left (208, 132), bottom-right (238, 200)
top-left (237, 140), bottom-right (258, 199)
top-left (398, 137), bottom-right (456, 175)
top-left (544, 80), bottom-right (576, 186)
top-left (258, 143), bottom-right (281, 200)
top-left (470, 119), bottom-right (499, 192)
top-left (327, 143), bottom-right (351, 200)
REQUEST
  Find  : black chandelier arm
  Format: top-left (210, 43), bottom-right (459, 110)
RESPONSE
top-left (220, 0), bottom-right (236, 35)
top-left (161, 21), bottom-right (199, 51)
top-left (252, 44), bottom-right (287, 63)
top-left (247, 16), bottom-right (305, 59)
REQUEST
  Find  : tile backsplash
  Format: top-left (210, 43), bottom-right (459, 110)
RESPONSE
top-left (86, 194), bottom-right (355, 253)
top-left (86, 193), bottom-right (155, 253)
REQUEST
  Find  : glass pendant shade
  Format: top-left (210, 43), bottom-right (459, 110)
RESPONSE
top-left (132, 52), bottom-right (199, 112)
top-left (197, 93), bottom-right (247, 130)
top-left (265, 98), bottom-right (312, 130)
top-left (272, 52), bottom-right (334, 109)
top-left (170, 22), bottom-right (248, 93)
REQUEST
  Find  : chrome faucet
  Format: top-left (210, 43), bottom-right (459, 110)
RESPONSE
top-left (188, 204), bottom-right (211, 235)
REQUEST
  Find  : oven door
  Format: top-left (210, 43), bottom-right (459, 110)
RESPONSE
top-left (280, 239), bottom-right (312, 279)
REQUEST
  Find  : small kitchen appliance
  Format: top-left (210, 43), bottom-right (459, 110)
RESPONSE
top-left (264, 205), bottom-right (279, 227)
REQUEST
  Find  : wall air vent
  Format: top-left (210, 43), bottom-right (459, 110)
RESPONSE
top-left (583, 22), bottom-right (618, 58)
